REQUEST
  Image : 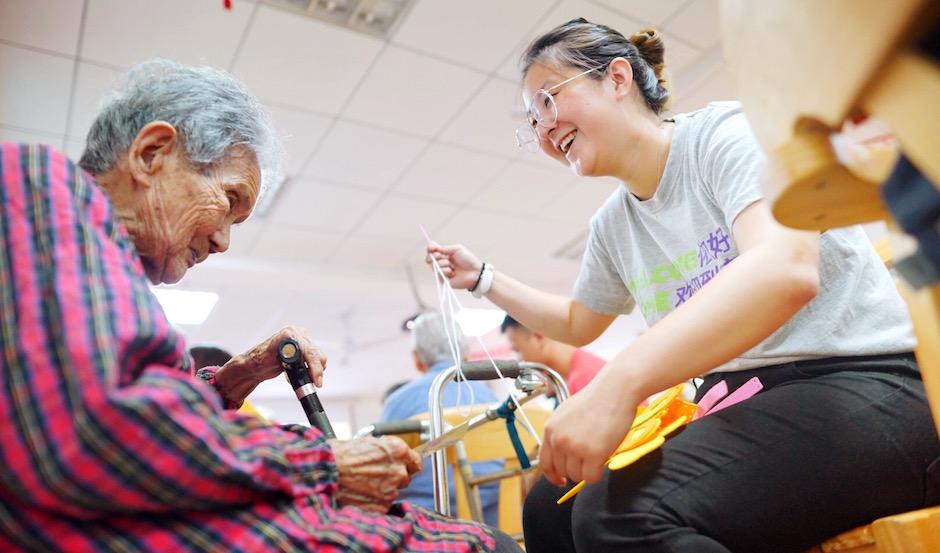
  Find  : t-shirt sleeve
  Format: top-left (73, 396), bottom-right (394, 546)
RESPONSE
top-left (700, 107), bottom-right (766, 230)
top-left (573, 218), bottom-right (636, 315)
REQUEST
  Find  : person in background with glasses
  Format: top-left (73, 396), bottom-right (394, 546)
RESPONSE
top-left (428, 17), bottom-right (937, 553)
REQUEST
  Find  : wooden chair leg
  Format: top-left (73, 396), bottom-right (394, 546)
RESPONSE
top-left (898, 282), bottom-right (940, 435)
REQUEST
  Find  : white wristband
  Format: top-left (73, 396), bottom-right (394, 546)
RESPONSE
top-left (471, 263), bottom-right (495, 298)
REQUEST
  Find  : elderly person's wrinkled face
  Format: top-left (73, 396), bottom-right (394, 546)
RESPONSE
top-left (140, 149), bottom-right (259, 284)
top-left (100, 121), bottom-right (260, 285)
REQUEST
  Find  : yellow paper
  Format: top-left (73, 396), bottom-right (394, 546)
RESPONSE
top-left (633, 384), bottom-right (685, 427)
top-left (555, 385), bottom-right (693, 507)
top-left (607, 435), bottom-right (666, 470)
top-left (556, 480), bottom-right (585, 505)
top-left (613, 417), bottom-right (661, 455)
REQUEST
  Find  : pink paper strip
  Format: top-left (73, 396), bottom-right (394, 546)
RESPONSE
top-left (696, 380), bottom-right (729, 416)
top-left (705, 377), bottom-right (763, 416)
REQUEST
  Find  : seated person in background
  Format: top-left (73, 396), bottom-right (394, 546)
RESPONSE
top-left (382, 311), bottom-right (503, 526)
top-left (190, 345), bottom-right (268, 420)
top-left (190, 344), bottom-right (234, 369)
top-left (0, 58), bottom-right (518, 552)
top-left (500, 315), bottom-right (605, 395)
top-left (383, 380), bottom-right (410, 404)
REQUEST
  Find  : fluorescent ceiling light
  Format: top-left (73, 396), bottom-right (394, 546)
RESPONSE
top-left (455, 308), bottom-right (505, 337)
top-left (151, 289), bottom-right (219, 325)
top-left (262, 0), bottom-right (413, 38)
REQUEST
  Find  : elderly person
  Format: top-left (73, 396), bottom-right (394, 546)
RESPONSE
top-left (0, 59), bottom-right (519, 553)
top-left (381, 311), bottom-right (502, 525)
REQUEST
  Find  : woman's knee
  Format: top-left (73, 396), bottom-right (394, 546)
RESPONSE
top-left (523, 477), bottom-right (564, 525)
top-left (522, 477), bottom-right (574, 547)
top-left (569, 469), bottom-right (675, 553)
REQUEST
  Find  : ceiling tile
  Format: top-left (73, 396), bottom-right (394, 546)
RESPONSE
top-left (0, 126), bottom-right (64, 150)
top-left (438, 77), bottom-right (523, 158)
top-left (250, 223), bottom-right (345, 264)
top-left (226, 218), bottom-right (266, 257)
top-left (343, 46), bottom-right (487, 138)
top-left (497, 217), bottom-right (585, 259)
top-left (670, 67), bottom-right (735, 114)
top-left (663, 0), bottom-right (720, 49)
top-left (589, 0), bottom-right (687, 26)
top-left (265, 104), bottom-right (332, 176)
top-left (0, 0), bottom-right (83, 55)
top-left (539, 176), bottom-right (620, 222)
top-left (356, 195), bottom-right (459, 241)
top-left (393, 143), bottom-right (511, 203)
top-left (0, 45), bottom-right (73, 135)
top-left (661, 32), bottom-right (702, 74)
top-left (81, 0), bottom-right (254, 68)
top-left (66, 62), bottom-right (124, 141)
top-left (433, 208), bottom-right (532, 253)
top-left (267, 178), bottom-right (382, 234)
top-left (63, 137), bottom-right (85, 160)
top-left (232, 5), bottom-right (383, 113)
top-left (469, 160), bottom-right (575, 215)
top-left (391, 0), bottom-right (552, 73)
top-left (328, 234), bottom-right (419, 270)
top-left (493, 248), bottom-right (583, 291)
top-left (495, 0), bottom-right (645, 80)
top-left (304, 120), bottom-right (427, 190)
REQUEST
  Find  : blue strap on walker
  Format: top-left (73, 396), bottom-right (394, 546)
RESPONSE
top-left (495, 398), bottom-right (531, 469)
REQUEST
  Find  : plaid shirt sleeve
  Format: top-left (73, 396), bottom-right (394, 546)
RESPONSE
top-left (0, 142), bottom-right (339, 516)
top-left (0, 144), bottom-right (496, 552)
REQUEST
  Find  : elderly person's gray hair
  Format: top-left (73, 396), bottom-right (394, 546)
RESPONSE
top-left (79, 58), bottom-right (280, 192)
top-left (411, 311), bottom-right (465, 367)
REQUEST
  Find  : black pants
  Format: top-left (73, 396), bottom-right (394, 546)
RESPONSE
top-left (492, 529), bottom-right (523, 552)
top-left (522, 353), bottom-right (940, 553)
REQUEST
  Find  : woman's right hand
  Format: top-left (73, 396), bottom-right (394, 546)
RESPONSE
top-left (425, 243), bottom-right (483, 290)
top-left (330, 437), bottom-right (422, 513)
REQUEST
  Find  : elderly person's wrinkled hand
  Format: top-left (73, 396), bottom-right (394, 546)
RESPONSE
top-left (330, 437), bottom-right (422, 513)
top-left (214, 325), bottom-right (327, 406)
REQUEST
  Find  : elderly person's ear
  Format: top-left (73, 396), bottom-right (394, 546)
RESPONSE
top-left (127, 121), bottom-right (179, 180)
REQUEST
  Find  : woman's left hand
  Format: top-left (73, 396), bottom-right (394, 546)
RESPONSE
top-left (539, 373), bottom-right (640, 486)
top-left (214, 325), bottom-right (327, 406)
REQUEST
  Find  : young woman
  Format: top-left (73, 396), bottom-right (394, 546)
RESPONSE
top-left (428, 18), bottom-right (939, 553)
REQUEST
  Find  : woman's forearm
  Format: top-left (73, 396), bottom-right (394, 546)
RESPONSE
top-left (484, 270), bottom-right (612, 346)
top-left (600, 240), bottom-right (820, 400)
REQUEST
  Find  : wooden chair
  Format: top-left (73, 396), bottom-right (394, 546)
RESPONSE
top-left (237, 400), bottom-right (270, 422)
top-left (720, 1), bottom-right (940, 550)
top-left (414, 404), bottom-right (552, 539)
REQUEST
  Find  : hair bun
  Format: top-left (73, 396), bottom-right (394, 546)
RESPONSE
top-left (629, 28), bottom-right (666, 69)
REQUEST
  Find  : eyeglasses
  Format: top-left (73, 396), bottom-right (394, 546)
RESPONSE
top-left (515, 66), bottom-right (601, 153)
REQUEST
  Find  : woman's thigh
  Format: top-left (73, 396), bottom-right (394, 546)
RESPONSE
top-left (570, 369), bottom-right (940, 553)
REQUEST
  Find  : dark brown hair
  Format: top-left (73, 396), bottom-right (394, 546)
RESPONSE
top-left (520, 18), bottom-right (670, 114)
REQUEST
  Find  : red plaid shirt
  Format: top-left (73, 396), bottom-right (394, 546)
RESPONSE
top-left (0, 143), bottom-right (495, 552)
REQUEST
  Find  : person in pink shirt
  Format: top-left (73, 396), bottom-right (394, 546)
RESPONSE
top-left (501, 316), bottom-right (604, 395)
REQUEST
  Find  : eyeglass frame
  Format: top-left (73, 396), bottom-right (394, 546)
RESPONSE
top-left (514, 65), bottom-right (604, 152)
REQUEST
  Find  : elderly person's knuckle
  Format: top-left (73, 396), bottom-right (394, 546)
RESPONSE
top-left (394, 466), bottom-right (408, 485)
top-left (382, 436), bottom-right (408, 456)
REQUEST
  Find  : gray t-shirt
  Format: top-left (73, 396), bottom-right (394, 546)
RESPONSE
top-left (573, 101), bottom-right (915, 373)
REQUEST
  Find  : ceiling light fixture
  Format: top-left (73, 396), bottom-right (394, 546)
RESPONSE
top-left (151, 288), bottom-right (220, 325)
top-left (262, 0), bottom-right (414, 38)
